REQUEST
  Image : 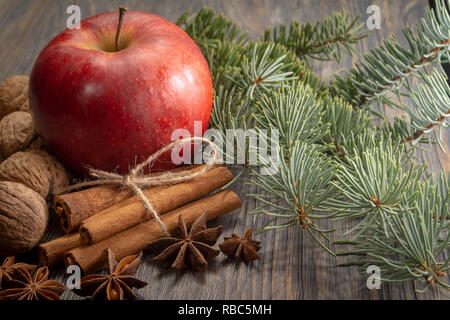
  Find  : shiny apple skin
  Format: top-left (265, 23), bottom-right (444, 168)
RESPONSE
top-left (29, 11), bottom-right (213, 176)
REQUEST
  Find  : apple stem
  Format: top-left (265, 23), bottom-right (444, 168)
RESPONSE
top-left (115, 6), bottom-right (128, 52)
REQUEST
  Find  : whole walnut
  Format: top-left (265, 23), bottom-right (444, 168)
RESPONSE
top-left (0, 76), bottom-right (30, 118)
top-left (0, 181), bottom-right (48, 256)
top-left (0, 150), bottom-right (69, 198)
top-left (0, 111), bottom-right (36, 157)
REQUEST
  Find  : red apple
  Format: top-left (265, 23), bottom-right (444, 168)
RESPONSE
top-left (29, 9), bottom-right (213, 176)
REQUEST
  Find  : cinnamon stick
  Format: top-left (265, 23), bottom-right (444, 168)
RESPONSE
top-left (53, 165), bottom-right (202, 233)
top-left (54, 186), bottom-right (132, 234)
top-left (38, 202), bottom-right (119, 266)
top-left (39, 166), bottom-right (232, 265)
top-left (65, 190), bottom-right (241, 274)
top-left (79, 166), bottom-right (233, 244)
top-left (38, 233), bottom-right (83, 266)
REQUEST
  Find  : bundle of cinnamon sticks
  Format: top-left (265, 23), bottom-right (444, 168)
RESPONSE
top-left (38, 165), bottom-right (241, 274)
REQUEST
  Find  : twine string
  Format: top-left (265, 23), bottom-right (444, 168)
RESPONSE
top-left (56, 137), bottom-right (217, 236)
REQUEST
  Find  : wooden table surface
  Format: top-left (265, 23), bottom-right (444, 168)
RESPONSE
top-left (0, 0), bottom-right (448, 300)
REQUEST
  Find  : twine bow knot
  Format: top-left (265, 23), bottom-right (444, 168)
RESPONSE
top-left (122, 173), bottom-right (133, 187)
top-left (57, 137), bottom-right (217, 236)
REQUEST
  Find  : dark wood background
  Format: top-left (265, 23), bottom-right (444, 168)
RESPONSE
top-left (0, 0), bottom-right (448, 300)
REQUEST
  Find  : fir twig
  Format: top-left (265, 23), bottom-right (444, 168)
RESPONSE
top-left (331, 0), bottom-right (450, 109)
top-left (176, 7), bottom-right (248, 50)
top-left (264, 9), bottom-right (368, 63)
top-left (322, 96), bottom-right (372, 155)
top-left (253, 82), bottom-right (329, 150)
top-left (176, 3), bottom-right (449, 293)
top-left (249, 142), bottom-right (337, 255)
top-left (330, 134), bottom-right (425, 238)
top-left (338, 173), bottom-right (450, 292)
top-left (402, 69), bottom-right (450, 148)
top-left (239, 43), bottom-right (296, 99)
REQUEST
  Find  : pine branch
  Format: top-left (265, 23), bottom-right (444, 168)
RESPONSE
top-left (249, 142), bottom-right (337, 255)
top-left (338, 128), bottom-right (414, 168)
top-left (266, 43), bottom-right (326, 93)
top-left (322, 96), bottom-right (372, 155)
top-left (375, 70), bottom-right (450, 148)
top-left (202, 41), bottom-right (247, 90)
top-left (402, 69), bottom-right (450, 148)
top-left (210, 86), bottom-right (251, 132)
top-left (337, 173), bottom-right (450, 292)
top-left (207, 43), bottom-right (326, 165)
top-left (238, 43), bottom-right (297, 99)
top-left (206, 43), bottom-right (324, 153)
top-left (330, 134), bottom-right (426, 238)
top-left (177, 5), bottom-right (449, 293)
top-left (330, 0), bottom-right (450, 109)
top-left (176, 7), bottom-right (248, 51)
top-left (177, 8), bottom-right (327, 94)
top-left (253, 82), bottom-right (329, 150)
top-left (208, 86), bottom-right (253, 165)
top-left (264, 9), bottom-right (368, 63)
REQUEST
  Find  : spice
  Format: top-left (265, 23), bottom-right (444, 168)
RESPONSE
top-left (219, 228), bottom-right (261, 262)
top-left (0, 257), bottom-right (36, 288)
top-left (73, 249), bottom-right (147, 300)
top-left (53, 164), bottom-right (209, 233)
top-left (148, 213), bottom-right (222, 271)
top-left (80, 166), bottom-right (233, 244)
top-left (0, 266), bottom-right (65, 300)
top-left (39, 166), bottom-right (234, 267)
top-left (53, 185), bottom-right (134, 234)
top-left (38, 233), bottom-right (85, 267)
top-left (40, 193), bottom-right (134, 266)
top-left (64, 190), bottom-right (241, 274)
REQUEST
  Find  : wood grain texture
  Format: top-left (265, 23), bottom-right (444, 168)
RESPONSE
top-left (0, 0), bottom-right (448, 300)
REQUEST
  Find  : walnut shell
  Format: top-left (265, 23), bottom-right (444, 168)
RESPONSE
top-left (0, 150), bottom-right (69, 198)
top-left (0, 76), bottom-right (30, 118)
top-left (0, 111), bottom-right (36, 158)
top-left (0, 181), bottom-right (48, 256)
top-left (32, 149), bottom-right (70, 195)
top-left (26, 135), bottom-right (45, 151)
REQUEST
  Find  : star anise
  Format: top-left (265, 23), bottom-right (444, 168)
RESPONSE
top-left (0, 256), bottom-right (36, 288)
top-left (219, 228), bottom-right (261, 262)
top-left (0, 266), bottom-right (65, 300)
top-left (73, 249), bottom-right (147, 300)
top-left (147, 213), bottom-right (223, 271)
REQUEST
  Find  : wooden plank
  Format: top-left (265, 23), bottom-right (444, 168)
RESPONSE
top-left (0, 0), bottom-right (447, 300)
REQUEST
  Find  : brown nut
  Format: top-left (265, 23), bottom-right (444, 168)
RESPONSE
top-left (0, 181), bottom-right (48, 256)
top-left (32, 149), bottom-right (70, 196)
top-left (0, 150), bottom-right (69, 198)
top-left (0, 111), bottom-right (36, 158)
top-left (26, 135), bottom-right (45, 151)
top-left (0, 75), bottom-right (30, 118)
